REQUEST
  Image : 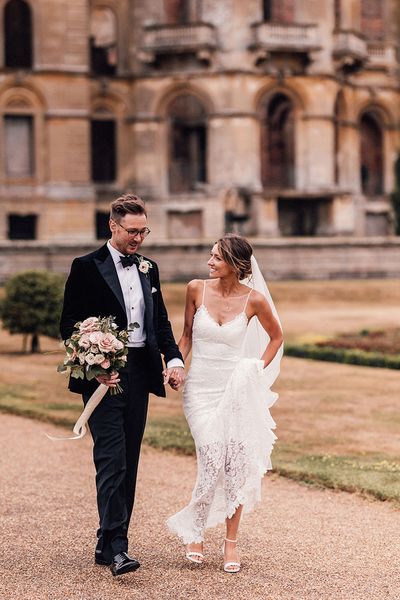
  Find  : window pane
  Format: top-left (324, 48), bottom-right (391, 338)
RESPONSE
top-left (8, 214), bottom-right (37, 239)
top-left (4, 115), bottom-right (34, 178)
top-left (91, 120), bottom-right (116, 182)
top-left (4, 0), bottom-right (33, 68)
top-left (90, 7), bottom-right (117, 75)
top-left (96, 211), bottom-right (110, 239)
top-left (168, 94), bottom-right (207, 193)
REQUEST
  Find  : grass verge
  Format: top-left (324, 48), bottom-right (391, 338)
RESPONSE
top-left (285, 343), bottom-right (400, 369)
top-left (273, 445), bottom-right (400, 505)
top-left (1, 384), bottom-right (399, 507)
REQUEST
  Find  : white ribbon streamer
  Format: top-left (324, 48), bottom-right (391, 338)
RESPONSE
top-left (46, 383), bottom-right (109, 441)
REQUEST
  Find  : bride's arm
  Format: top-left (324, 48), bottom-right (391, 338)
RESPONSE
top-left (178, 279), bottom-right (201, 361)
top-left (250, 293), bottom-right (283, 368)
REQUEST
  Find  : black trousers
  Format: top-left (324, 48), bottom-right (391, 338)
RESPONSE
top-left (83, 348), bottom-right (150, 560)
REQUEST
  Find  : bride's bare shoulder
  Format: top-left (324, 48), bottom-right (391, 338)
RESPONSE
top-left (248, 289), bottom-right (268, 308)
top-left (187, 279), bottom-right (204, 294)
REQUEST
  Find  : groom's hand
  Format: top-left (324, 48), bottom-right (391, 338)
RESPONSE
top-left (96, 371), bottom-right (120, 388)
top-left (163, 367), bottom-right (185, 391)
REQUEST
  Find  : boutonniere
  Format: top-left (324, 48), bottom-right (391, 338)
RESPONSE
top-left (137, 256), bottom-right (153, 275)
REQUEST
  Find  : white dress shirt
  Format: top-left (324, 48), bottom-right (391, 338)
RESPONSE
top-left (107, 240), bottom-right (146, 347)
top-left (107, 241), bottom-right (183, 369)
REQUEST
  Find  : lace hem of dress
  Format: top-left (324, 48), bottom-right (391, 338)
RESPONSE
top-left (166, 357), bottom-right (278, 544)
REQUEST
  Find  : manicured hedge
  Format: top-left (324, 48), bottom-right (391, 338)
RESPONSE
top-left (284, 344), bottom-right (400, 370)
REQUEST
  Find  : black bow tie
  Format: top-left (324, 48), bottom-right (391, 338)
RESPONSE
top-left (120, 255), bottom-right (138, 268)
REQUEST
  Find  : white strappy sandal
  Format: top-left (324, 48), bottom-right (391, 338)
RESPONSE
top-left (186, 544), bottom-right (204, 564)
top-left (222, 538), bottom-right (241, 573)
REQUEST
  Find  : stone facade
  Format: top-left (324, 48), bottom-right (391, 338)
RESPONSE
top-left (0, 0), bottom-right (399, 247)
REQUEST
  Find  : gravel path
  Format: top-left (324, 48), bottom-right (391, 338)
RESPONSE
top-left (1, 414), bottom-right (399, 600)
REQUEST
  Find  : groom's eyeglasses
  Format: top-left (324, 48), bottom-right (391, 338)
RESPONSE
top-left (113, 221), bottom-right (151, 238)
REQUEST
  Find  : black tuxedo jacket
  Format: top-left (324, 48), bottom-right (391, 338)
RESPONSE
top-left (59, 244), bottom-right (183, 397)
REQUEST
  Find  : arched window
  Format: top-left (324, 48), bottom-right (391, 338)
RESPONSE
top-left (333, 91), bottom-right (345, 185)
top-left (261, 93), bottom-right (295, 188)
top-left (361, 0), bottom-right (384, 40)
top-left (168, 94), bottom-right (207, 193)
top-left (360, 112), bottom-right (383, 196)
top-left (91, 116), bottom-right (116, 182)
top-left (90, 7), bottom-right (117, 76)
top-left (4, 0), bottom-right (33, 68)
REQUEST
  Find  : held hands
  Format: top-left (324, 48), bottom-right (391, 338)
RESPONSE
top-left (95, 368), bottom-right (186, 391)
top-left (163, 367), bottom-right (186, 391)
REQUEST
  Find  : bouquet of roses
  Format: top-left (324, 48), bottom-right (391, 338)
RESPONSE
top-left (58, 315), bottom-right (130, 395)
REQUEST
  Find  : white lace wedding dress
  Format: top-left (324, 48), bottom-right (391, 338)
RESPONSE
top-left (166, 281), bottom-right (279, 544)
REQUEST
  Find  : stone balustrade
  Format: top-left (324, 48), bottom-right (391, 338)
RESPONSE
top-left (333, 30), bottom-right (368, 61)
top-left (251, 22), bottom-right (321, 52)
top-left (367, 43), bottom-right (398, 69)
top-left (141, 22), bottom-right (217, 59)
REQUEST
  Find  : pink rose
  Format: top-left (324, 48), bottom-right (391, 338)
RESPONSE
top-left (89, 331), bottom-right (104, 345)
top-left (98, 333), bottom-right (118, 353)
top-left (78, 334), bottom-right (90, 349)
top-left (79, 317), bottom-right (100, 334)
top-left (101, 358), bottom-right (110, 369)
top-left (112, 339), bottom-right (124, 351)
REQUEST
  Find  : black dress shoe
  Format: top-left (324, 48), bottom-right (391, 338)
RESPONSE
top-left (110, 552), bottom-right (140, 576)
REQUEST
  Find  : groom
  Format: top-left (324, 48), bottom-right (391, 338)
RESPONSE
top-left (60, 194), bottom-right (185, 576)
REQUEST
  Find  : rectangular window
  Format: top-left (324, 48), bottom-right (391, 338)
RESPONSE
top-left (4, 115), bottom-right (34, 178)
top-left (263, 1), bottom-right (272, 21)
top-left (91, 120), bottom-right (116, 182)
top-left (8, 214), bottom-right (37, 240)
top-left (96, 211), bottom-right (110, 239)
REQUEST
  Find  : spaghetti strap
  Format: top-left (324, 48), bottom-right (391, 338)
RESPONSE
top-left (202, 280), bottom-right (207, 306)
top-left (243, 289), bottom-right (252, 312)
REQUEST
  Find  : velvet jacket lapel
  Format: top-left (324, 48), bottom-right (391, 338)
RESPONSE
top-left (93, 245), bottom-right (155, 343)
top-left (93, 245), bottom-right (126, 314)
top-left (137, 263), bottom-right (156, 344)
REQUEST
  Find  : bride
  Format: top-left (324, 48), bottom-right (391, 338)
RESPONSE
top-left (166, 234), bottom-right (283, 573)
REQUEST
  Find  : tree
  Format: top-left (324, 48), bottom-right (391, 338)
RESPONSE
top-left (0, 270), bottom-right (65, 353)
top-left (391, 153), bottom-right (400, 236)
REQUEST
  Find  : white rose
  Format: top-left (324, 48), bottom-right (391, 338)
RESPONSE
top-left (85, 353), bottom-right (96, 365)
top-left (93, 354), bottom-right (105, 364)
top-left (138, 259), bottom-right (152, 274)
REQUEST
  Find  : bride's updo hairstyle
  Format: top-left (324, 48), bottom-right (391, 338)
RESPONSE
top-left (217, 234), bottom-right (253, 280)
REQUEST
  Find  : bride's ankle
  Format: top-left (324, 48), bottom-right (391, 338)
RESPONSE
top-left (224, 537), bottom-right (237, 545)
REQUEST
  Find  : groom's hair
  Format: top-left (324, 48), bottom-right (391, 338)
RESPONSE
top-left (110, 194), bottom-right (147, 221)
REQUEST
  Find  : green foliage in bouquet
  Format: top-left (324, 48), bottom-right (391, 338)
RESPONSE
top-left (0, 270), bottom-right (64, 353)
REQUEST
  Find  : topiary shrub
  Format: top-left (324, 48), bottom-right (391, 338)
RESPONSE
top-left (0, 270), bottom-right (64, 353)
